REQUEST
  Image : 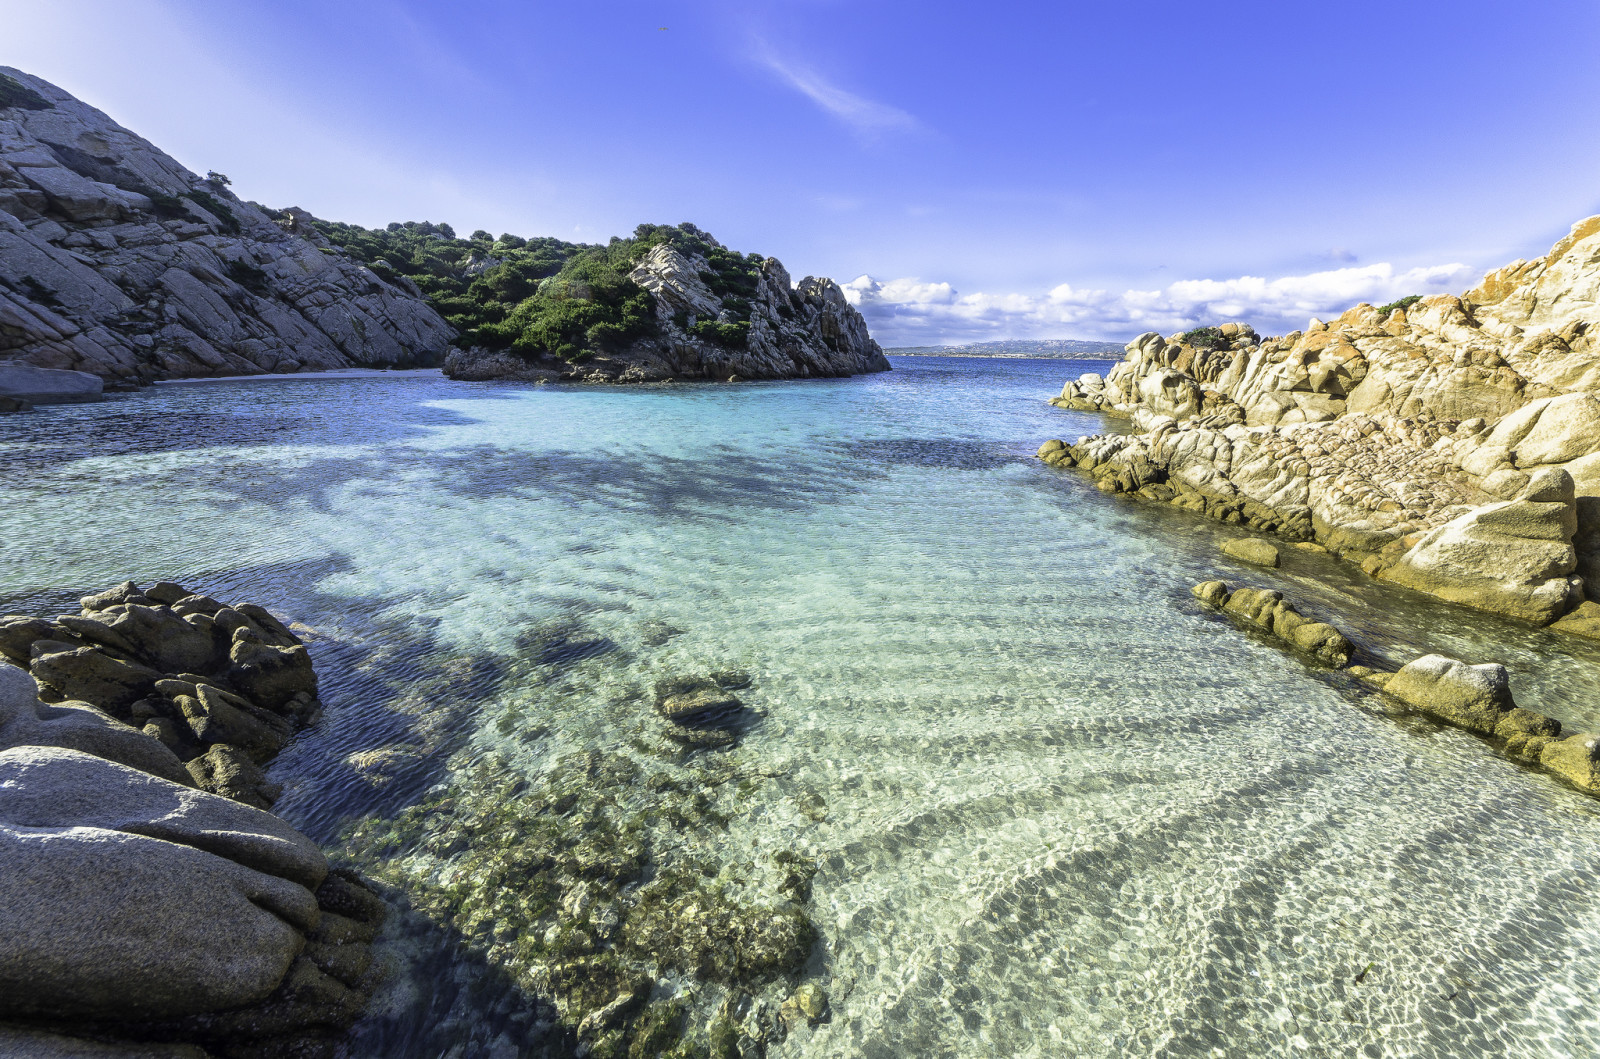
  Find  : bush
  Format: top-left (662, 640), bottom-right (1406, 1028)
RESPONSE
top-left (0, 74), bottom-right (50, 111)
top-left (1375, 294), bottom-right (1422, 316)
top-left (1182, 326), bottom-right (1228, 350)
top-left (225, 259), bottom-right (271, 296)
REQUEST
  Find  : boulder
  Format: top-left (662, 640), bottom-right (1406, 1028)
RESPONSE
top-left (28, 645), bottom-right (164, 713)
top-left (1382, 468), bottom-right (1579, 624)
top-left (0, 746), bottom-right (324, 1021)
top-left (1539, 734), bottom-right (1600, 792)
top-left (0, 661), bottom-right (190, 785)
top-left (1382, 655), bottom-right (1515, 734)
top-left (1222, 537), bottom-right (1281, 567)
top-left (0, 1026), bottom-right (210, 1057)
top-left (0, 363), bottom-right (103, 404)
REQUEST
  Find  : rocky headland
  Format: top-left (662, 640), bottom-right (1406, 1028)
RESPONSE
top-left (1040, 215), bottom-right (1600, 636)
top-left (436, 227), bottom-right (891, 384)
top-left (0, 582), bottom-right (385, 1058)
top-left (0, 69), bottom-right (456, 391)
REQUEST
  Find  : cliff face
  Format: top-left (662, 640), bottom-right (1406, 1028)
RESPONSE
top-left (0, 68), bottom-right (456, 381)
top-left (1043, 216), bottom-right (1600, 632)
top-left (444, 238), bottom-right (890, 383)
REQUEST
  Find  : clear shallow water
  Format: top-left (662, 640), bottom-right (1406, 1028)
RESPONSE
top-left (4, 357), bottom-right (1600, 1057)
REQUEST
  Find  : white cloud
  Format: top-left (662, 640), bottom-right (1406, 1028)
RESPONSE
top-left (754, 44), bottom-right (920, 138)
top-left (843, 261), bottom-right (1481, 347)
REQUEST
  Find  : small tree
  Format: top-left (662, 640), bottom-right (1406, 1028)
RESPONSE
top-left (205, 170), bottom-right (231, 188)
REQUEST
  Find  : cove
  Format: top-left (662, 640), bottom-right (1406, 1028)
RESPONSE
top-left (4, 356), bottom-right (1600, 1057)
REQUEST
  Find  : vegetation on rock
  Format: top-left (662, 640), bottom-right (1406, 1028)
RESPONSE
top-left (1374, 294), bottom-right (1422, 316)
top-left (311, 219), bottom-right (773, 362)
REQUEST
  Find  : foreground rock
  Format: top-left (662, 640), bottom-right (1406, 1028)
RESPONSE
top-left (0, 584), bottom-right (385, 1058)
top-left (443, 234), bottom-right (890, 384)
top-left (1043, 216), bottom-right (1600, 631)
top-left (0, 68), bottom-right (454, 381)
top-left (1193, 579), bottom-right (1600, 797)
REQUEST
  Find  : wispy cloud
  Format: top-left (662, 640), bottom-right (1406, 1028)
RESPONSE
top-left (843, 261), bottom-right (1481, 346)
top-left (754, 43), bottom-right (920, 138)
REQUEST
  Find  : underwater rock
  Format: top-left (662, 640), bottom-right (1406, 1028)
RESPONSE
top-left (1193, 581), bottom-right (1355, 667)
top-left (654, 674), bottom-right (753, 748)
top-left (344, 749), bottom-right (822, 1057)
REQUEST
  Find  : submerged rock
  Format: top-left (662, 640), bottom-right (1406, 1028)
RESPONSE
top-left (1194, 581), bottom-right (1355, 668)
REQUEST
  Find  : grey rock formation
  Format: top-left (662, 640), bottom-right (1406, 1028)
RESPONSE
top-left (444, 239), bottom-right (890, 383)
top-left (0, 581), bottom-right (319, 805)
top-left (0, 362), bottom-right (101, 403)
top-left (0, 585), bottom-right (386, 1057)
top-left (0, 68), bottom-right (456, 381)
top-left (0, 747), bottom-right (319, 1021)
top-left (1043, 215), bottom-right (1600, 629)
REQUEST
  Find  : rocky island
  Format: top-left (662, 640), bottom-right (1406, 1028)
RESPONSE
top-left (1041, 215), bottom-right (1600, 636)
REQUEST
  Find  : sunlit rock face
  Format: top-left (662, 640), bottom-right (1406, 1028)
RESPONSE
top-left (0, 67), bottom-right (456, 381)
top-left (1044, 215), bottom-right (1600, 628)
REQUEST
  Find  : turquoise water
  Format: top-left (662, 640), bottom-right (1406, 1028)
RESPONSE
top-left (4, 357), bottom-right (1600, 1057)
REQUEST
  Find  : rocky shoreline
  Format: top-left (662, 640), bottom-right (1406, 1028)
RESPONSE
top-left (0, 583), bottom-right (384, 1058)
top-left (1039, 215), bottom-right (1600, 639)
top-left (1189, 577), bottom-right (1600, 797)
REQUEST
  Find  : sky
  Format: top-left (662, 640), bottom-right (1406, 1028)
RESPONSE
top-left (5, 0), bottom-right (1600, 346)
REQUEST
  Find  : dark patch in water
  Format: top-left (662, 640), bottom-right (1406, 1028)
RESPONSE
top-left (848, 437), bottom-right (1020, 471)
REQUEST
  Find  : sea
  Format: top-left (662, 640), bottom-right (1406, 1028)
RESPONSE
top-left (3, 355), bottom-right (1599, 1057)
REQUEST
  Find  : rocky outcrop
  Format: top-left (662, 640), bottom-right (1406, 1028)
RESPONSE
top-left (0, 68), bottom-right (456, 382)
top-left (0, 361), bottom-right (102, 407)
top-left (0, 584), bottom-right (385, 1058)
top-left (1045, 215), bottom-right (1600, 630)
top-left (1192, 580), bottom-right (1600, 797)
top-left (443, 239), bottom-right (890, 384)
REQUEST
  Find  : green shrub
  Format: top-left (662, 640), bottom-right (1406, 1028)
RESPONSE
top-left (1374, 294), bottom-right (1422, 316)
top-left (225, 259), bottom-right (271, 296)
top-left (1182, 326), bottom-right (1228, 350)
top-left (0, 74), bottom-right (50, 111)
top-left (313, 218), bottom-right (769, 361)
top-left (184, 190), bottom-right (241, 235)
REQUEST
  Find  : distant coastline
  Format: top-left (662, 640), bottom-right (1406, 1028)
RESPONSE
top-left (887, 338), bottom-right (1125, 359)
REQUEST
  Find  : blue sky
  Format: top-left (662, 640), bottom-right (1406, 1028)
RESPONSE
top-left (7, 0), bottom-right (1600, 344)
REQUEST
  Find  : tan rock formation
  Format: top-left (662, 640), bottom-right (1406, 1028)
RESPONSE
top-left (1045, 215), bottom-right (1600, 628)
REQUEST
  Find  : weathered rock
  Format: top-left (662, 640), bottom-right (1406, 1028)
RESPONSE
top-left (227, 632), bottom-right (317, 710)
top-left (0, 661), bottom-right (191, 785)
top-left (0, 67), bottom-right (456, 381)
top-left (185, 743), bottom-right (282, 809)
top-left (1382, 655), bottom-right (1516, 734)
top-left (1045, 216), bottom-right (1600, 630)
top-left (655, 677), bottom-right (741, 725)
top-left (1539, 733), bottom-right (1600, 792)
top-left (28, 645), bottom-right (163, 712)
top-left (0, 1025), bottom-right (210, 1057)
top-left (1222, 537), bottom-right (1281, 567)
top-left (1195, 581), bottom-right (1354, 667)
top-left (0, 746), bottom-right (324, 1021)
top-left (0, 363), bottom-right (102, 403)
top-left (1382, 469), bottom-right (1578, 624)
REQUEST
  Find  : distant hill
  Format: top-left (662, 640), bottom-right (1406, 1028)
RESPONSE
top-left (887, 338), bottom-right (1125, 359)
